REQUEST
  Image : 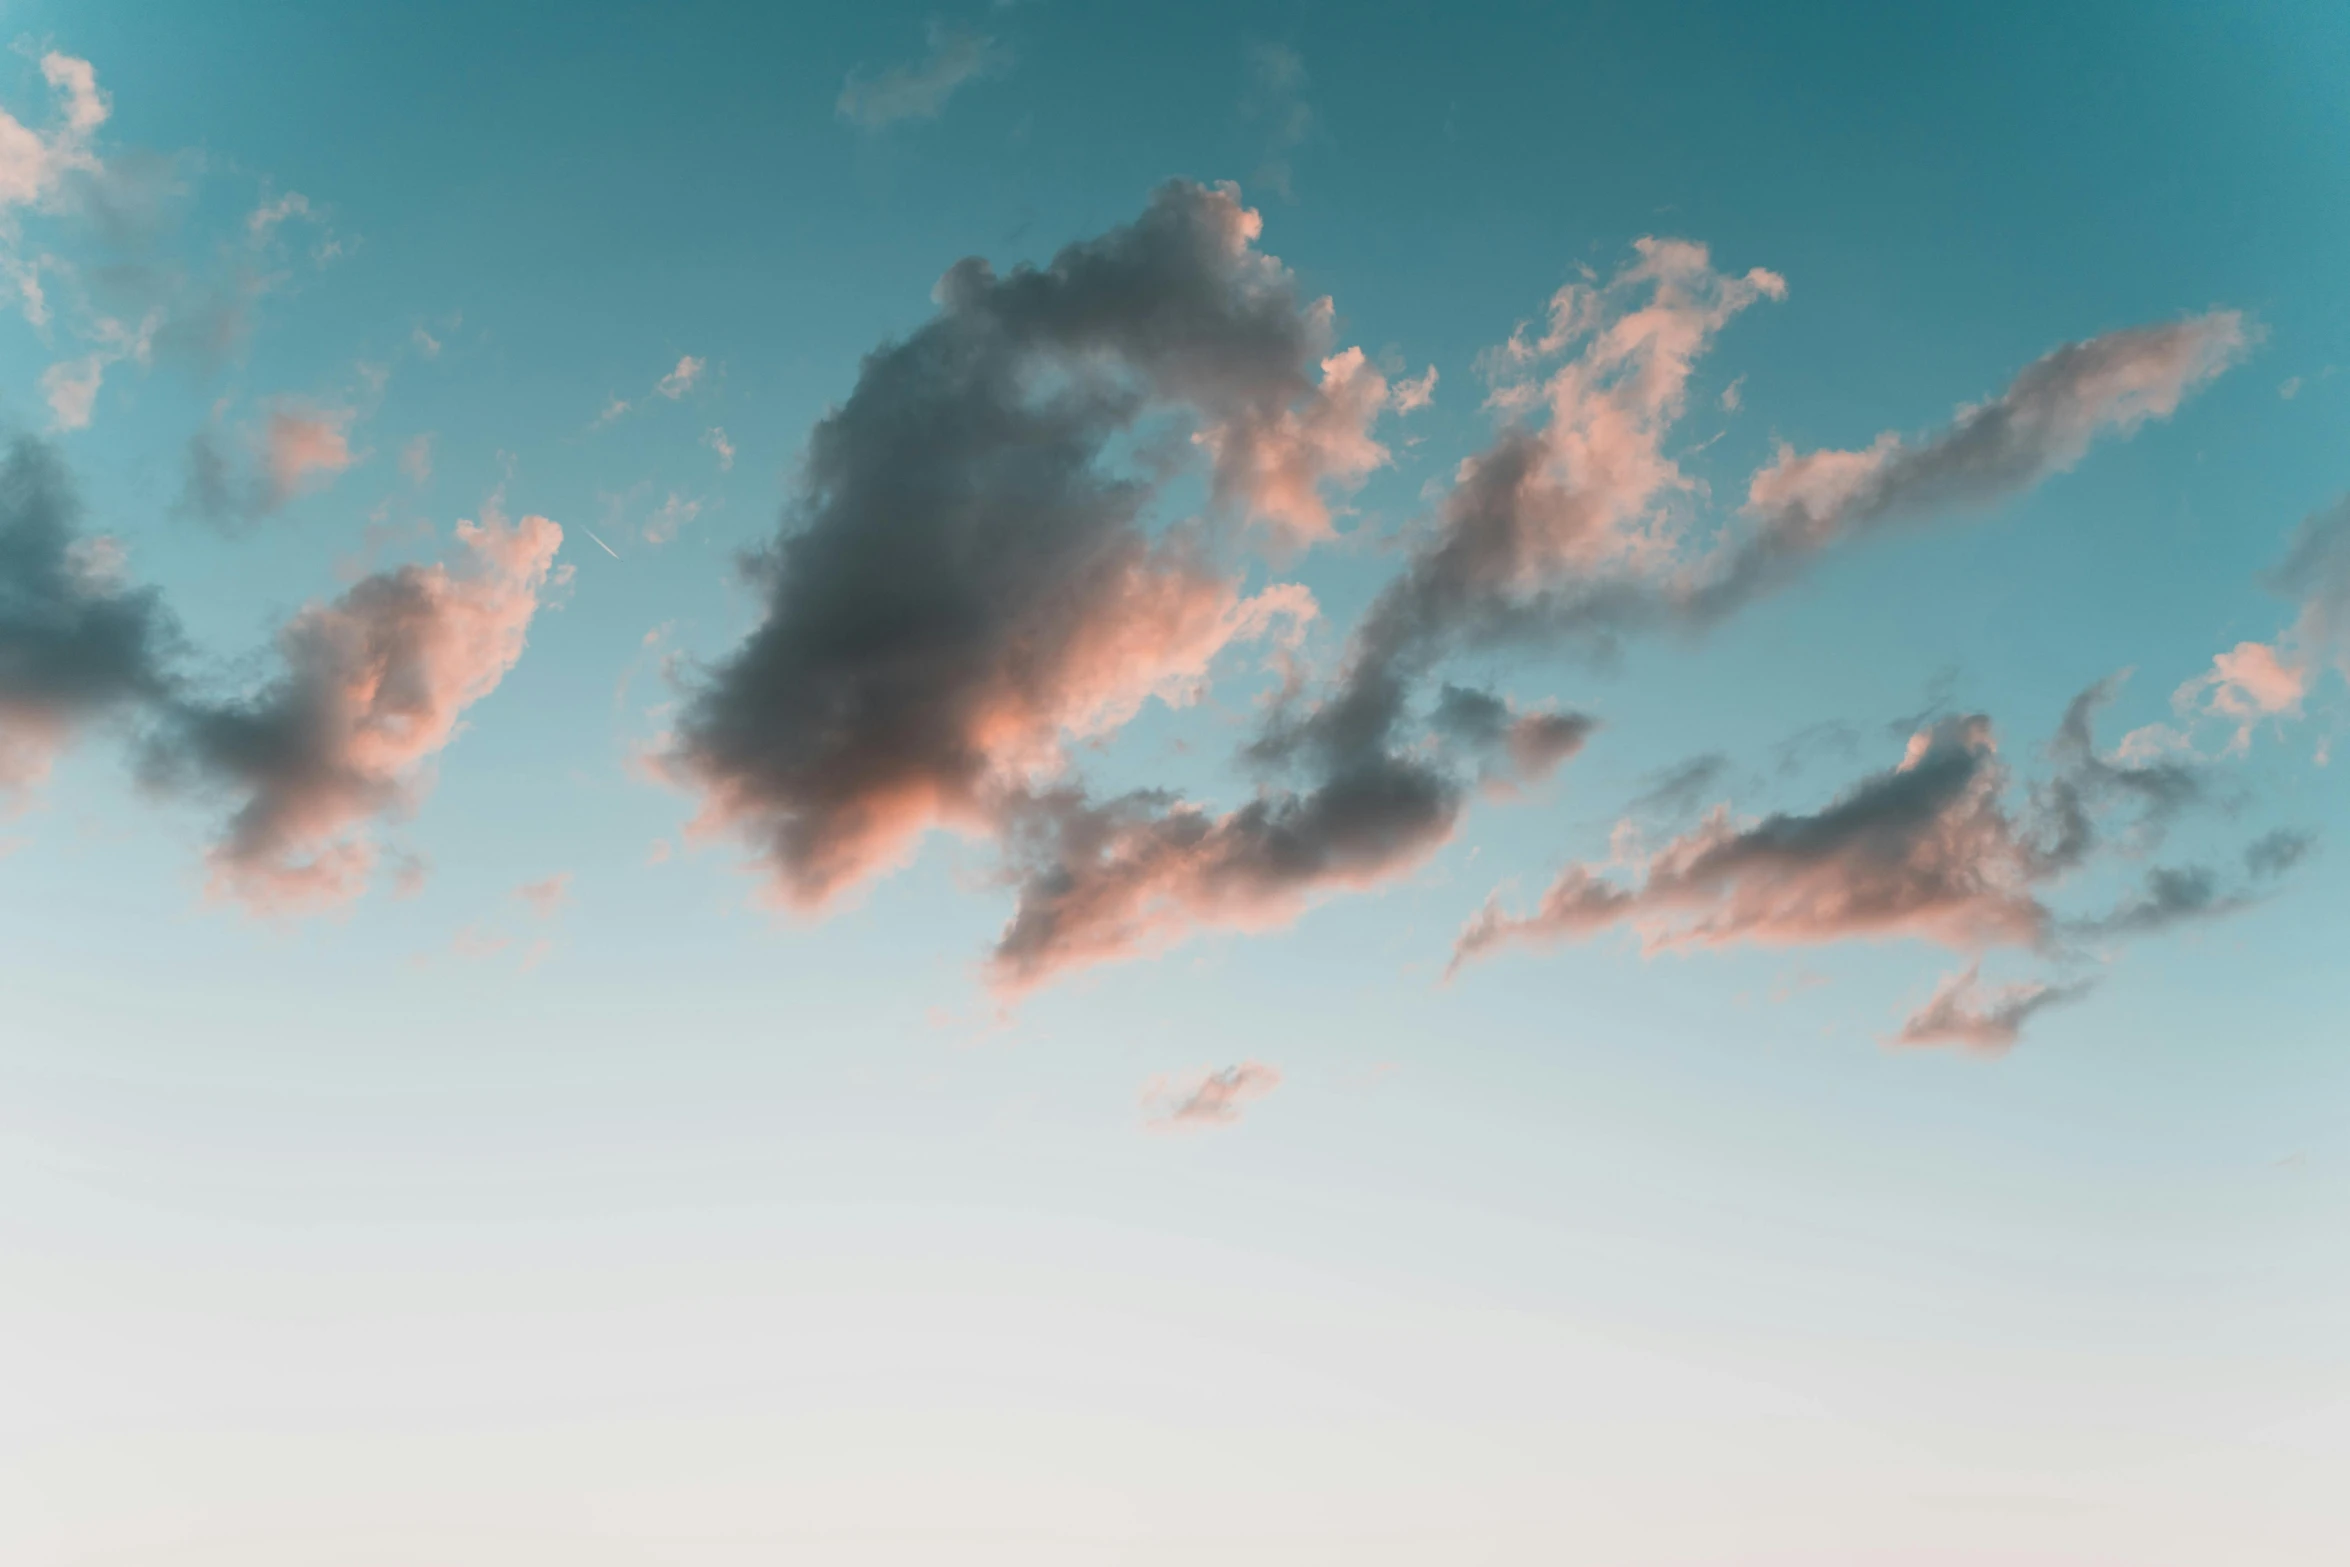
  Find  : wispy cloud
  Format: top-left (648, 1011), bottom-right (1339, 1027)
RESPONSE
top-left (656, 354), bottom-right (703, 399)
top-left (1142, 1062), bottom-right (1283, 1130)
top-left (836, 22), bottom-right (1013, 130)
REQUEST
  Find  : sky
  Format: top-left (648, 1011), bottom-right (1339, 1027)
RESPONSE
top-left (1, 1), bottom-right (2346, 1562)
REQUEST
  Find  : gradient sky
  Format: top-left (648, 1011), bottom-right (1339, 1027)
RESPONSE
top-left (2, 3), bottom-right (2347, 1563)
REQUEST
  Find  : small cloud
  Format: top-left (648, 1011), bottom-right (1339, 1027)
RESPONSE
top-left (451, 923), bottom-right (512, 960)
top-left (592, 396), bottom-right (632, 428)
top-left (705, 425), bottom-right (735, 471)
top-left (516, 872), bottom-right (571, 918)
top-left (2280, 376), bottom-right (2302, 400)
top-left (656, 355), bottom-right (704, 399)
top-left (413, 325), bottom-right (441, 358)
top-left (1142, 1061), bottom-right (1283, 1130)
top-left (644, 491), bottom-right (700, 545)
top-left (1390, 365), bottom-right (1438, 414)
top-left (837, 22), bottom-right (1013, 130)
top-left (400, 433), bottom-right (434, 485)
top-left (1720, 374), bottom-right (1745, 412)
top-left (40, 355), bottom-right (106, 431)
top-left (389, 849), bottom-right (430, 899)
top-left (263, 407), bottom-right (355, 504)
top-left (246, 190), bottom-right (312, 241)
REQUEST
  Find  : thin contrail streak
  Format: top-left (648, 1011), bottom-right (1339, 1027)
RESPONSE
top-left (584, 528), bottom-right (621, 558)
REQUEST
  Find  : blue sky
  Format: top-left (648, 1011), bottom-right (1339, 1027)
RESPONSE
top-left (1, 3), bottom-right (2346, 1562)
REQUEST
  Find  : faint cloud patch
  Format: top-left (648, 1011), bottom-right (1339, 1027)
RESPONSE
top-left (1142, 1061), bottom-right (1283, 1130)
top-left (837, 23), bottom-right (1013, 130)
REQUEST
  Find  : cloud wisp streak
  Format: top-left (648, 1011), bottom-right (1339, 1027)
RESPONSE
top-left (837, 23), bottom-right (1013, 130)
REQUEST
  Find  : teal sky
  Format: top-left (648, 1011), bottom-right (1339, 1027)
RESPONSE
top-left (2, 3), bottom-right (2346, 1562)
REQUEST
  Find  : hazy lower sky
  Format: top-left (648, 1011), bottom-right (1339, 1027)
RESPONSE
top-left (2, 3), bottom-right (2345, 1562)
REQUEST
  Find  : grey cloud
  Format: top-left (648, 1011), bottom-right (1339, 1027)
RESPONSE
top-left (1627, 751), bottom-right (1730, 820)
top-left (0, 437), bottom-right (178, 798)
top-left (2245, 827), bottom-right (2316, 880)
top-left (665, 181), bottom-right (1386, 915)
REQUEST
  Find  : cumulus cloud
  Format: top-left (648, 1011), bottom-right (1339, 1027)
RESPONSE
top-left (836, 23), bottom-right (1012, 130)
top-left (1893, 963), bottom-right (2091, 1053)
top-left (1142, 1061), bottom-right (1282, 1129)
top-left (664, 181), bottom-right (1390, 912)
top-left (705, 426), bottom-right (735, 471)
top-left (0, 438), bottom-right (176, 805)
top-left (144, 503), bottom-right (564, 913)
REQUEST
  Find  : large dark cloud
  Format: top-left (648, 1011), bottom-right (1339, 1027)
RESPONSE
top-left (664, 180), bottom-right (1393, 911)
top-left (0, 436), bottom-right (177, 800)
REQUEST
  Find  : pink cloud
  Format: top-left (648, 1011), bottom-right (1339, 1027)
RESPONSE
top-left (162, 504), bottom-right (565, 915)
top-left (516, 872), bottom-right (571, 917)
top-left (263, 407), bottom-right (355, 506)
top-left (1454, 717), bottom-right (2049, 971)
top-left (2173, 639), bottom-right (2307, 752)
top-left (1142, 1061), bottom-right (1282, 1129)
top-left (1892, 963), bottom-right (2087, 1054)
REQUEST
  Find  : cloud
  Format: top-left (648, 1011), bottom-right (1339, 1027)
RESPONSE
top-left (836, 23), bottom-right (1013, 130)
top-left (1390, 365), bottom-right (1438, 414)
top-left (1242, 42), bottom-right (1314, 200)
top-left (663, 181), bottom-right (1387, 912)
top-left (1142, 1061), bottom-right (1282, 1129)
top-left (400, 433), bottom-right (433, 485)
top-left (643, 491), bottom-right (699, 545)
top-left (1454, 715), bottom-right (2052, 969)
top-left (0, 53), bottom-right (110, 214)
top-left (2244, 826), bottom-right (2316, 880)
top-left (988, 755), bottom-right (1464, 992)
top-left (1893, 963), bottom-right (2090, 1053)
top-left (180, 404), bottom-right (360, 524)
top-left (984, 240), bottom-right (1785, 992)
top-left (245, 190), bottom-right (312, 241)
top-left (144, 501), bottom-right (564, 914)
top-left (656, 355), bottom-right (703, 399)
top-left (37, 309), bottom-right (159, 432)
top-left (40, 355), bottom-right (105, 430)
top-left (0, 438), bottom-right (176, 806)
top-left (2166, 496), bottom-right (2350, 754)
top-left (705, 426), bottom-right (735, 471)
top-left (1711, 311), bottom-right (2246, 617)
top-left (1626, 752), bottom-right (1731, 821)
top-left (2073, 864), bottom-right (2255, 939)
top-left (516, 872), bottom-right (571, 917)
